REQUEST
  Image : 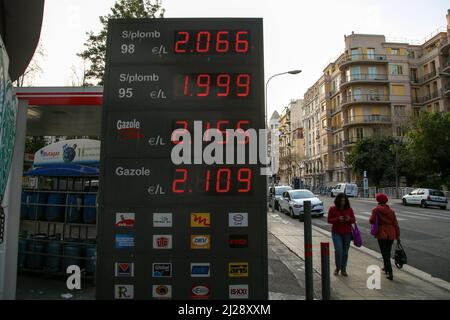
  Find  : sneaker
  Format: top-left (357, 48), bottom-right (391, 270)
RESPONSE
top-left (334, 269), bottom-right (340, 276)
top-left (341, 270), bottom-right (348, 277)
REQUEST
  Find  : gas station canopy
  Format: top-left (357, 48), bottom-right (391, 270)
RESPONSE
top-left (16, 86), bottom-right (103, 136)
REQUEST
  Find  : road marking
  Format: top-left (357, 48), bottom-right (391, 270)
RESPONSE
top-left (356, 214), bottom-right (406, 221)
top-left (398, 210), bottom-right (450, 221)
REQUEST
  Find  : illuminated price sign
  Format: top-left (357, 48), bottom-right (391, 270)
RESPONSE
top-left (97, 18), bottom-right (267, 300)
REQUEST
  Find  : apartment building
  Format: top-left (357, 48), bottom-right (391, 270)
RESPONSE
top-left (301, 10), bottom-right (450, 188)
top-left (268, 110), bottom-right (280, 184)
top-left (278, 106), bottom-right (291, 184)
top-left (288, 99), bottom-right (305, 179)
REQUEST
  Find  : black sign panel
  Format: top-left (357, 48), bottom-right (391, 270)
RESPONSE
top-left (97, 18), bottom-right (267, 300)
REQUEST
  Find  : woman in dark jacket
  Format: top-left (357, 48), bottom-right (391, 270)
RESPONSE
top-left (327, 193), bottom-right (356, 276)
top-left (369, 193), bottom-right (400, 281)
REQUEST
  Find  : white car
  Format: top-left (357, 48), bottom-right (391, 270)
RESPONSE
top-left (269, 185), bottom-right (293, 211)
top-left (402, 188), bottom-right (448, 210)
top-left (330, 183), bottom-right (358, 197)
top-left (279, 189), bottom-right (324, 221)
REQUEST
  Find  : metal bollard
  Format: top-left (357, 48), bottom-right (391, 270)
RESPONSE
top-left (303, 200), bottom-right (313, 300)
top-left (321, 242), bottom-right (331, 300)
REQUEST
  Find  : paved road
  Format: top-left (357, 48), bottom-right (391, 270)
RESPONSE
top-left (274, 196), bottom-right (450, 283)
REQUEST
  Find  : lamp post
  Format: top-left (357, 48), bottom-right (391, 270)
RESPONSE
top-left (266, 70), bottom-right (302, 212)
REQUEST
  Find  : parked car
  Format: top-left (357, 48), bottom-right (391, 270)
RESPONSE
top-left (402, 188), bottom-right (448, 210)
top-left (269, 185), bottom-right (293, 211)
top-left (330, 183), bottom-right (358, 197)
top-left (278, 189), bottom-right (324, 221)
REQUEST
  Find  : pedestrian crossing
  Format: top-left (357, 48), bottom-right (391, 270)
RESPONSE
top-left (354, 209), bottom-right (450, 222)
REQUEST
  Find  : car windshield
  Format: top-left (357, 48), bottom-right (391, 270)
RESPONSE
top-left (275, 187), bottom-right (292, 195)
top-left (290, 190), bottom-right (315, 199)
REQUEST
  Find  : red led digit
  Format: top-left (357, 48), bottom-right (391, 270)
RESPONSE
top-left (235, 31), bottom-right (249, 53)
top-left (175, 31), bottom-right (189, 53)
top-left (217, 74), bottom-right (231, 97)
top-left (237, 168), bottom-right (252, 193)
top-left (172, 168), bottom-right (188, 193)
top-left (216, 31), bottom-right (229, 53)
top-left (205, 169), bottom-right (211, 192)
top-left (217, 120), bottom-right (230, 145)
top-left (216, 168), bottom-right (231, 193)
top-left (236, 120), bottom-right (250, 145)
top-left (236, 74), bottom-right (251, 97)
top-left (172, 120), bottom-right (188, 145)
top-left (183, 75), bottom-right (189, 96)
top-left (196, 31), bottom-right (211, 53)
top-left (196, 74), bottom-right (211, 96)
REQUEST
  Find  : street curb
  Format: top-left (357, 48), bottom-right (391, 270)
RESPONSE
top-left (310, 224), bottom-right (450, 292)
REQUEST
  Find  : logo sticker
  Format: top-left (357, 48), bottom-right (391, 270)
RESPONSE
top-left (229, 285), bottom-right (249, 299)
top-left (190, 263), bottom-right (211, 277)
top-left (190, 213), bottom-right (211, 227)
top-left (191, 285), bottom-right (210, 299)
top-left (153, 235), bottom-right (172, 249)
top-left (115, 284), bottom-right (134, 299)
top-left (152, 285), bottom-right (172, 299)
top-left (115, 212), bottom-right (135, 228)
top-left (229, 212), bottom-right (248, 227)
top-left (115, 234), bottom-right (134, 249)
top-left (152, 263), bottom-right (172, 277)
top-left (229, 234), bottom-right (249, 248)
top-left (153, 213), bottom-right (173, 227)
top-left (115, 262), bottom-right (134, 277)
top-left (191, 235), bottom-right (210, 249)
top-left (228, 263), bottom-right (249, 277)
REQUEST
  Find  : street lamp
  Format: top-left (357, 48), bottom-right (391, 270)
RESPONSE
top-left (265, 70), bottom-right (302, 212)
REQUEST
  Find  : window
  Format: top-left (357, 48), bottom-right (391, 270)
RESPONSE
top-left (351, 67), bottom-right (361, 80)
top-left (396, 127), bottom-right (403, 137)
top-left (368, 67), bottom-right (377, 79)
top-left (410, 68), bottom-right (418, 82)
top-left (434, 103), bottom-right (440, 113)
top-left (367, 48), bottom-right (375, 60)
top-left (356, 128), bottom-right (364, 140)
top-left (391, 48), bottom-right (399, 55)
top-left (394, 105), bottom-right (406, 116)
top-left (390, 64), bottom-right (403, 75)
top-left (351, 48), bottom-right (359, 60)
top-left (392, 84), bottom-right (405, 96)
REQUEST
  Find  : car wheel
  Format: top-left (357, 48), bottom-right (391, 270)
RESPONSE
top-left (420, 200), bottom-right (427, 208)
top-left (298, 215), bottom-right (304, 222)
top-left (402, 199), bottom-right (408, 206)
top-left (440, 206), bottom-right (447, 210)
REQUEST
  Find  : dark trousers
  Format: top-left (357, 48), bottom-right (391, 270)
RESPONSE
top-left (377, 239), bottom-right (394, 274)
top-left (332, 232), bottom-right (352, 271)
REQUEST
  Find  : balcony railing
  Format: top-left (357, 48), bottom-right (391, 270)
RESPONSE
top-left (342, 74), bottom-right (388, 84)
top-left (411, 70), bottom-right (438, 84)
top-left (331, 142), bottom-right (343, 151)
top-left (343, 137), bottom-right (361, 146)
top-left (412, 91), bottom-right (440, 104)
top-left (344, 115), bottom-right (391, 125)
top-left (340, 53), bottom-right (388, 65)
top-left (342, 94), bottom-right (390, 105)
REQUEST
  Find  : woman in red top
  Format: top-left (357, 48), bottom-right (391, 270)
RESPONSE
top-left (327, 193), bottom-right (356, 276)
top-left (369, 193), bottom-right (400, 281)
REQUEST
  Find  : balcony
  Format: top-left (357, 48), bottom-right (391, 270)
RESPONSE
top-left (331, 142), bottom-right (343, 151)
top-left (442, 60), bottom-right (450, 73)
top-left (444, 84), bottom-right (450, 97)
top-left (341, 94), bottom-right (390, 108)
top-left (343, 137), bottom-right (361, 147)
top-left (411, 70), bottom-right (438, 85)
top-left (440, 41), bottom-right (450, 55)
top-left (339, 54), bottom-right (388, 70)
top-left (412, 91), bottom-right (440, 105)
top-left (343, 115), bottom-right (392, 127)
top-left (340, 74), bottom-right (389, 88)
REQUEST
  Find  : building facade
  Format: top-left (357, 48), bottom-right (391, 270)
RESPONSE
top-left (299, 10), bottom-right (450, 188)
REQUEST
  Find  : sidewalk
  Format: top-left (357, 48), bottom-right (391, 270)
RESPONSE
top-left (268, 212), bottom-right (450, 300)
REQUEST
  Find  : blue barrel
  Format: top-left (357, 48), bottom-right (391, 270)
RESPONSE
top-left (18, 238), bottom-right (28, 268)
top-left (20, 192), bottom-right (31, 220)
top-left (85, 244), bottom-right (96, 274)
top-left (83, 194), bottom-right (97, 224)
top-left (27, 235), bottom-right (47, 269)
top-left (28, 193), bottom-right (47, 220)
top-left (63, 241), bottom-right (82, 271)
top-left (67, 194), bottom-right (83, 223)
top-left (45, 241), bottom-right (62, 273)
top-left (46, 193), bottom-right (65, 222)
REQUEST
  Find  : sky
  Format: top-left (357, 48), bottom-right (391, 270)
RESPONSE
top-left (34, 0), bottom-right (450, 117)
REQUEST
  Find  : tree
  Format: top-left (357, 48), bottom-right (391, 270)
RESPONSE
top-left (406, 111), bottom-right (450, 189)
top-left (347, 136), bottom-right (399, 187)
top-left (14, 42), bottom-right (45, 87)
top-left (25, 136), bottom-right (47, 154)
top-left (78, 0), bottom-right (165, 85)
